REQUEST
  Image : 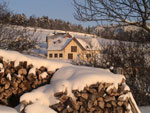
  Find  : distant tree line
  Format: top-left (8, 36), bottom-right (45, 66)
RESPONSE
top-left (1, 1), bottom-right (150, 43)
top-left (0, 1), bottom-right (93, 34)
top-left (0, 13), bottom-right (87, 33)
top-left (94, 26), bottom-right (150, 43)
top-left (0, 2), bottom-right (94, 34)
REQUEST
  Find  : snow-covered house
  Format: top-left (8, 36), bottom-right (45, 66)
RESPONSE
top-left (46, 33), bottom-right (101, 61)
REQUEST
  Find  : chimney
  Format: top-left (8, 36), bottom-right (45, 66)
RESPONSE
top-left (46, 36), bottom-right (52, 46)
top-left (64, 33), bottom-right (72, 38)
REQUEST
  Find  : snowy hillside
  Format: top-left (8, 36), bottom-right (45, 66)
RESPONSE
top-left (27, 26), bottom-right (114, 57)
top-left (1, 25), bottom-right (115, 58)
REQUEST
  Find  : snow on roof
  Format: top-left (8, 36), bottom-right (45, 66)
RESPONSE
top-left (76, 37), bottom-right (101, 50)
top-left (48, 37), bottom-right (72, 50)
top-left (47, 34), bottom-right (101, 51)
top-left (75, 38), bottom-right (89, 49)
top-left (46, 33), bottom-right (66, 39)
top-left (0, 49), bottom-right (71, 72)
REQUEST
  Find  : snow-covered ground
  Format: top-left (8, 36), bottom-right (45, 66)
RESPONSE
top-left (139, 106), bottom-right (150, 113)
top-left (0, 105), bottom-right (18, 113)
top-left (24, 103), bottom-right (57, 113)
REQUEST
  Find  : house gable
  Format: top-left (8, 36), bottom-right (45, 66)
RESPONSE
top-left (63, 38), bottom-right (85, 60)
top-left (62, 38), bottom-right (85, 51)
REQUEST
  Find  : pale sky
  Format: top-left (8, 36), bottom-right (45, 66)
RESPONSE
top-left (4, 0), bottom-right (97, 27)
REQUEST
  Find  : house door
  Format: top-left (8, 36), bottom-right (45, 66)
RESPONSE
top-left (68, 53), bottom-right (73, 59)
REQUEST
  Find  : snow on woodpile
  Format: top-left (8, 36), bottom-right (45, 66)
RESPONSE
top-left (0, 49), bottom-right (71, 72)
top-left (0, 49), bottom-right (71, 107)
top-left (20, 66), bottom-right (141, 113)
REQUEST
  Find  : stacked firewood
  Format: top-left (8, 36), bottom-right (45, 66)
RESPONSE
top-left (50, 81), bottom-right (136, 113)
top-left (0, 57), bottom-right (53, 106)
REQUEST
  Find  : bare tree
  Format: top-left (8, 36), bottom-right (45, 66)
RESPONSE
top-left (0, 24), bottom-right (38, 52)
top-left (0, 1), bottom-right (9, 16)
top-left (0, 1), bottom-right (11, 24)
top-left (100, 41), bottom-right (150, 105)
top-left (73, 0), bottom-right (150, 33)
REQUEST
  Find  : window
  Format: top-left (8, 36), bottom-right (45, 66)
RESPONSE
top-left (59, 53), bottom-right (63, 58)
top-left (71, 46), bottom-right (77, 52)
top-left (68, 53), bottom-right (73, 59)
top-left (77, 54), bottom-right (80, 57)
top-left (86, 54), bottom-right (91, 59)
top-left (54, 53), bottom-right (58, 58)
top-left (49, 53), bottom-right (53, 58)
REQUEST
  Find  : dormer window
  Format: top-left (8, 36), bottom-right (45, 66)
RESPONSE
top-left (86, 45), bottom-right (89, 48)
top-left (57, 39), bottom-right (62, 43)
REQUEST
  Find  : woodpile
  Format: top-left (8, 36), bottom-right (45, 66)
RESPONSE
top-left (0, 57), bottom-right (54, 107)
top-left (50, 81), bottom-right (138, 113)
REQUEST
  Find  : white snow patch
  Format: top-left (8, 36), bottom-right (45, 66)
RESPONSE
top-left (28, 67), bottom-right (36, 75)
top-left (127, 104), bottom-right (132, 113)
top-left (25, 103), bottom-right (57, 113)
top-left (6, 73), bottom-right (11, 81)
top-left (0, 68), bottom-right (4, 73)
top-left (16, 74), bottom-right (21, 78)
top-left (0, 63), bottom-right (3, 69)
top-left (51, 66), bottom-right (124, 91)
top-left (39, 72), bottom-right (48, 79)
top-left (76, 37), bottom-right (101, 50)
top-left (0, 105), bottom-right (18, 113)
top-left (48, 37), bottom-right (72, 50)
top-left (139, 106), bottom-right (150, 113)
top-left (106, 83), bottom-right (118, 92)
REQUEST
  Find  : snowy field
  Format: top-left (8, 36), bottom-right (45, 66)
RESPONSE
top-left (20, 26), bottom-right (113, 57)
